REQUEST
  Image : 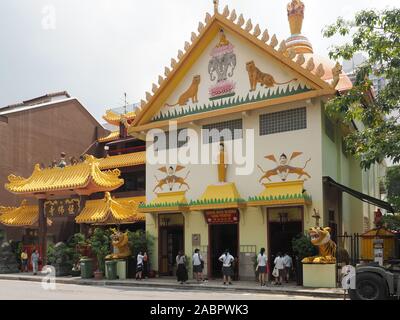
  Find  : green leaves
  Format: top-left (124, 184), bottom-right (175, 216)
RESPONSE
top-left (386, 166), bottom-right (400, 213)
top-left (323, 8), bottom-right (400, 169)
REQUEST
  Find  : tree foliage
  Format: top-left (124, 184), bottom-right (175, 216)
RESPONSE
top-left (386, 165), bottom-right (400, 213)
top-left (323, 8), bottom-right (400, 169)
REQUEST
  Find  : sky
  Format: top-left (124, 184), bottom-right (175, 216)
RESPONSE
top-left (0, 0), bottom-right (398, 122)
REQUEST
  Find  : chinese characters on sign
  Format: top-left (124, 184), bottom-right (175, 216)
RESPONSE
top-left (204, 209), bottom-right (239, 224)
top-left (45, 199), bottom-right (81, 217)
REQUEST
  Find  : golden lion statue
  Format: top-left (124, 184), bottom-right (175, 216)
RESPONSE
top-left (302, 227), bottom-right (337, 264)
top-left (105, 229), bottom-right (131, 260)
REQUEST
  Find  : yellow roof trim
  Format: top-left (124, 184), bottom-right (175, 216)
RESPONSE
top-left (0, 200), bottom-right (52, 227)
top-left (5, 156), bottom-right (124, 196)
top-left (103, 110), bottom-right (136, 126)
top-left (247, 180), bottom-right (312, 207)
top-left (139, 191), bottom-right (189, 213)
top-left (132, 11), bottom-right (334, 127)
top-left (189, 183), bottom-right (246, 210)
top-left (76, 193), bottom-right (145, 225)
top-left (98, 131), bottom-right (120, 143)
top-left (98, 152), bottom-right (146, 170)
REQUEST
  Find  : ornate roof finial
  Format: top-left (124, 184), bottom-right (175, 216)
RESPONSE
top-left (213, 0), bottom-right (219, 14)
top-left (285, 0), bottom-right (313, 54)
top-left (287, 0), bottom-right (305, 35)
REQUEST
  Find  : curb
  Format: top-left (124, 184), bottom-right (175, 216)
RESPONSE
top-left (0, 275), bottom-right (343, 299)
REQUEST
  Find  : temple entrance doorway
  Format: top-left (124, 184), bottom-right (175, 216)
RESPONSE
top-left (207, 209), bottom-right (239, 279)
top-left (267, 207), bottom-right (303, 273)
top-left (158, 214), bottom-right (184, 276)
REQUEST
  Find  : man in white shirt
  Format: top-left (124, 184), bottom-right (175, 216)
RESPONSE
top-left (283, 253), bottom-right (293, 283)
top-left (219, 250), bottom-right (234, 285)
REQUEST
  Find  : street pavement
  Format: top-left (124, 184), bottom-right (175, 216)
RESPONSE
top-left (0, 279), bottom-right (339, 300)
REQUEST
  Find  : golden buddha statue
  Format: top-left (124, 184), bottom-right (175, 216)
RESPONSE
top-left (216, 29), bottom-right (230, 48)
top-left (218, 142), bottom-right (227, 183)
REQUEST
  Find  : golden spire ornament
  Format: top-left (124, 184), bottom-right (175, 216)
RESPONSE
top-left (285, 0), bottom-right (313, 54)
top-left (213, 0), bottom-right (219, 14)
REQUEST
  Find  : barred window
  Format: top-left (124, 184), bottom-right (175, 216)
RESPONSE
top-left (153, 129), bottom-right (188, 151)
top-left (259, 107), bottom-right (307, 136)
top-left (202, 119), bottom-right (243, 144)
top-left (325, 115), bottom-right (335, 142)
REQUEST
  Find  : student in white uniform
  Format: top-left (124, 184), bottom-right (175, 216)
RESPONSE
top-left (273, 252), bottom-right (285, 285)
top-left (283, 252), bottom-right (293, 283)
top-left (192, 249), bottom-right (204, 282)
top-left (136, 251), bottom-right (144, 280)
top-left (256, 248), bottom-right (268, 287)
top-left (219, 249), bottom-right (235, 285)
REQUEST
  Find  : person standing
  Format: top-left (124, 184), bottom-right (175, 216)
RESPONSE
top-left (219, 249), bottom-right (235, 285)
top-left (176, 251), bottom-right (188, 284)
top-left (143, 252), bottom-right (149, 279)
top-left (257, 248), bottom-right (268, 287)
top-left (136, 251), bottom-right (144, 280)
top-left (273, 252), bottom-right (285, 285)
top-left (31, 249), bottom-right (40, 275)
top-left (283, 252), bottom-right (293, 283)
top-left (20, 250), bottom-right (29, 273)
top-left (192, 249), bottom-right (204, 282)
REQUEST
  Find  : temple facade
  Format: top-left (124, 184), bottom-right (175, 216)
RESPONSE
top-left (0, 1), bottom-right (391, 280)
top-left (131, 1), bottom-right (389, 279)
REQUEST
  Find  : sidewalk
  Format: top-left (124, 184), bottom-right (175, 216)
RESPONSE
top-left (0, 273), bottom-right (345, 299)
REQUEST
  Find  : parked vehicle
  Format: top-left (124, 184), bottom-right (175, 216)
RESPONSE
top-left (349, 260), bottom-right (400, 300)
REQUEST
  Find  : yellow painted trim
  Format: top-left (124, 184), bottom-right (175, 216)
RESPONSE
top-left (129, 89), bottom-right (334, 133)
top-left (188, 202), bottom-right (246, 211)
top-left (247, 199), bottom-right (311, 207)
top-left (133, 13), bottom-right (334, 127)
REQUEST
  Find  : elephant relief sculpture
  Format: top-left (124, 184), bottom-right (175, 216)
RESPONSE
top-left (208, 52), bottom-right (237, 83)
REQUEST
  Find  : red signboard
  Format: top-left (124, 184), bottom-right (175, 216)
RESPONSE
top-left (204, 209), bottom-right (239, 225)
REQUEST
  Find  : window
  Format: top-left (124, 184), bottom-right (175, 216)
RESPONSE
top-left (202, 119), bottom-right (243, 144)
top-left (259, 107), bottom-right (307, 136)
top-left (153, 129), bottom-right (189, 151)
top-left (325, 115), bottom-right (335, 142)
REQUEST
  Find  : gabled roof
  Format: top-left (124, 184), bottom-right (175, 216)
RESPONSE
top-left (129, 6), bottom-right (339, 132)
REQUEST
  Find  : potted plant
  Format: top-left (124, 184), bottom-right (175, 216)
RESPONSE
top-left (88, 228), bottom-right (111, 280)
top-left (67, 233), bottom-right (86, 277)
top-left (292, 233), bottom-right (318, 286)
top-left (47, 242), bottom-right (73, 276)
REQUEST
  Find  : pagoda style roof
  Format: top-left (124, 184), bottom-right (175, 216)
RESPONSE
top-left (5, 156), bottom-right (124, 197)
top-left (98, 152), bottom-right (146, 170)
top-left (75, 193), bottom-right (145, 225)
top-left (103, 110), bottom-right (137, 126)
top-left (0, 200), bottom-right (52, 227)
top-left (98, 131), bottom-right (120, 143)
top-left (189, 183), bottom-right (246, 210)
